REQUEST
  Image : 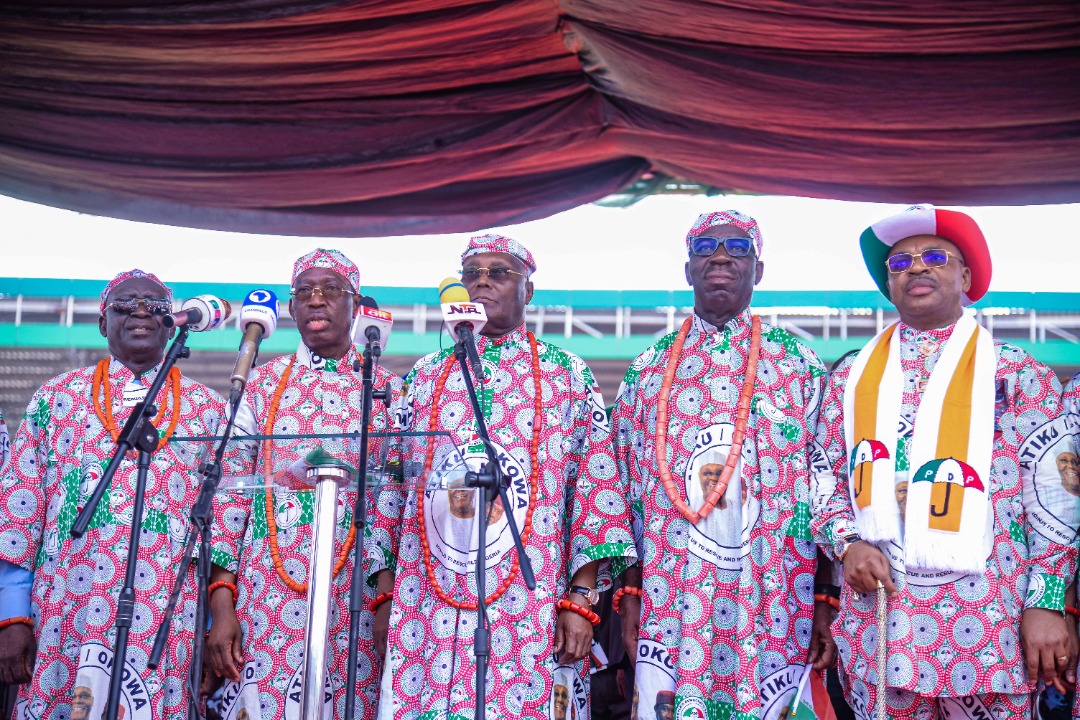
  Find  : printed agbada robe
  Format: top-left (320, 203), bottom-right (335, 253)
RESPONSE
top-left (211, 345), bottom-right (401, 720)
top-left (381, 326), bottom-right (636, 720)
top-left (811, 323), bottom-right (1080, 702)
top-left (612, 311), bottom-right (826, 720)
top-left (0, 359), bottom-right (224, 720)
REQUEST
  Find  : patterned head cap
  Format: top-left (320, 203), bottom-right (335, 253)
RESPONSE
top-left (99, 269), bottom-right (172, 314)
top-left (461, 233), bottom-right (536, 274)
top-left (685, 210), bottom-right (763, 258)
top-left (292, 248), bottom-right (361, 293)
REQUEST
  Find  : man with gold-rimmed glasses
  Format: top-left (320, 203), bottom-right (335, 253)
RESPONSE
top-left (207, 249), bottom-right (402, 720)
top-left (811, 204), bottom-right (1079, 719)
top-left (378, 233), bottom-right (636, 720)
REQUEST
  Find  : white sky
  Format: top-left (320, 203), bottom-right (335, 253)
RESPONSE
top-left (4, 194), bottom-right (1078, 293)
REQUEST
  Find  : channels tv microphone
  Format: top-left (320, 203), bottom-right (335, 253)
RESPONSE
top-left (161, 295), bottom-right (232, 331)
top-left (229, 289), bottom-right (279, 406)
top-left (352, 296), bottom-right (393, 359)
top-left (438, 277), bottom-right (487, 382)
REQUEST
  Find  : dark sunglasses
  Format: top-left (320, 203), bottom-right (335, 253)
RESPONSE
top-left (104, 297), bottom-right (171, 315)
top-left (885, 249), bottom-right (958, 274)
top-left (689, 235), bottom-right (753, 258)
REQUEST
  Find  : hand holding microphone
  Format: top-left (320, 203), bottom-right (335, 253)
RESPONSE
top-left (162, 295), bottom-right (232, 331)
top-left (229, 289), bottom-right (279, 406)
top-left (438, 278), bottom-right (487, 383)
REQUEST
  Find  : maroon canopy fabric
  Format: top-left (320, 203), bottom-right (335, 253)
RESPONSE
top-left (1, 1), bottom-right (1078, 236)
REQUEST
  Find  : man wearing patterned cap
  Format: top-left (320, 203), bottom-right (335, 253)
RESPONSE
top-left (0, 269), bottom-right (224, 720)
top-left (810, 204), bottom-right (1080, 719)
top-left (379, 233), bottom-right (636, 720)
top-left (612, 211), bottom-right (835, 719)
top-left (207, 249), bottom-right (402, 720)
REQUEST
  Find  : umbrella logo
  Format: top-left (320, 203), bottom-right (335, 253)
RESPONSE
top-left (849, 439), bottom-right (890, 510)
top-left (912, 458), bottom-right (984, 532)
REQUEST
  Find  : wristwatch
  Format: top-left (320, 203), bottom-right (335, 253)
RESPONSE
top-left (569, 585), bottom-right (600, 607)
top-left (833, 533), bottom-right (862, 562)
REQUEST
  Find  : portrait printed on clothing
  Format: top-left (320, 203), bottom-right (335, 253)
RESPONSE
top-left (65, 642), bottom-right (149, 720)
top-left (1022, 412), bottom-right (1080, 546)
top-left (550, 665), bottom-right (588, 720)
top-left (683, 423), bottom-right (757, 570)
top-left (1057, 451), bottom-right (1080, 497)
top-left (653, 691), bottom-right (675, 720)
top-left (424, 440), bottom-right (530, 575)
top-left (633, 638), bottom-right (677, 720)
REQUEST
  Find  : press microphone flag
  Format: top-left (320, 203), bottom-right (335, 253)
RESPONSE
top-left (438, 277), bottom-right (487, 382)
top-left (352, 296), bottom-right (393, 355)
top-left (161, 295), bottom-right (232, 331)
top-left (438, 278), bottom-right (487, 340)
top-left (229, 289), bottom-right (279, 405)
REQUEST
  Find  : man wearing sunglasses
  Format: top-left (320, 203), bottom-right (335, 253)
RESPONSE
top-left (0, 269), bottom-right (225, 719)
top-left (612, 210), bottom-right (835, 720)
top-left (206, 249), bottom-right (402, 720)
top-left (378, 233), bottom-right (636, 720)
top-left (810, 204), bottom-right (1080, 719)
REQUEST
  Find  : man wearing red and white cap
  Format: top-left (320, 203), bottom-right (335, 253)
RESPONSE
top-left (613, 210), bottom-right (834, 720)
top-left (206, 249), bottom-right (402, 720)
top-left (0, 269), bottom-right (224, 720)
top-left (379, 233), bottom-right (636, 720)
top-left (811, 205), bottom-right (1080, 719)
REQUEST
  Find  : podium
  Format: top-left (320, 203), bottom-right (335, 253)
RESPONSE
top-left (168, 429), bottom-right (464, 719)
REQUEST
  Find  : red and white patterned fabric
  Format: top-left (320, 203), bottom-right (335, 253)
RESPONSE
top-left (380, 324), bottom-right (635, 720)
top-left (613, 310), bottom-right (826, 720)
top-left (98, 268), bottom-right (173, 313)
top-left (0, 358), bottom-right (224, 720)
top-left (685, 210), bottom-right (763, 258)
top-left (461, 233), bottom-right (537, 273)
top-left (210, 342), bottom-right (401, 720)
top-left (292, 248), bottom-right (361, 293)
top-left (812, 322), bottom-right (1080, 698)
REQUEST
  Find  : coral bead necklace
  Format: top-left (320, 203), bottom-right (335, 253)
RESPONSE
top-left (417, 332), bottom-right (542, 611)
top-left (262, 355), bottom-right (359, 594)
top-left (655, 315), bottom-right (761, 524)
top-left (91, 358), bottom-right (182, 452)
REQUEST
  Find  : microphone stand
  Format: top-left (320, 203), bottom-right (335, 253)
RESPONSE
top-left (147, 384), bottom-right (242, 720)
top-left (344, 340), bottom-right (390, 720)
top-left (451, 337), bottom-right (535, 720)
top-left (70, 326), bottom-right (191, 720)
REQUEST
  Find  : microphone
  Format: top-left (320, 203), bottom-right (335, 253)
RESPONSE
top-left (229, 289), bottom-right (279, 406)
top-left (161, 295), bottom-right (232, 331)
top-left (352, 296), bottom-right (393, 359)
top-left (438, 278), bottom-right (487, 382)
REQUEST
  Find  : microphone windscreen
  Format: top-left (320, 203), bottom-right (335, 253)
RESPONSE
top-left (360, 295), bottom-right (379, 310)
top-left (438, 277), bottom-right (470, 304)
top-left (240, 289), bottom-right (279, 337)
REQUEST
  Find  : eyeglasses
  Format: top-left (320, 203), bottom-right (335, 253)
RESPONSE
top-left (885, 249), bottom-right (959, 274)
top-left (104, 297), bottom-right (172, 315)
top-left (689, 235), bottom-right (753, 258)
top-left (290, 284), bottom-right (357, 302)
top-left (461, 267), bottom-right (526, 282)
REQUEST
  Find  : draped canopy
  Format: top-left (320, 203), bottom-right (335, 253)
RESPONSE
top-left (2, 1), bottom-right (1078, 237)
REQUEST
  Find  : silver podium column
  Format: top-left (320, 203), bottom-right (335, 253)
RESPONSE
top-left (301, 464), bottom-right (352, 719)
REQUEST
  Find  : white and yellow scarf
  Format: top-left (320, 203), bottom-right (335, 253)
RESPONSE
top-left (843, 315), bottom-right (995, 574)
